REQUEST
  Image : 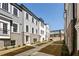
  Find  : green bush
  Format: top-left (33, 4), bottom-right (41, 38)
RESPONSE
top-left (5, 47), bottom-right (8, 50)
top-left (18, 45), bottom-right (21, 47)
top-left (23, 44), bottom-right (26, 46)
top-left (61, 40), bottom-right (70, 56)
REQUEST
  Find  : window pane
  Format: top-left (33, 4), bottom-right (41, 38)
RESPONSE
top-left (26, 13), bottom-right (28, 20)
top-left (2, 3), bottom-right (8, 11)
top-left (26, 25), bottom-right (28, 32)
top-left (13, 23), bottom-right (17, 32)
top-left (26, 36), bottom-right (29, 42)
top-left (32, 28), bottom-right (34, 33)
top-left (11, 40), bottom-right (15, 46)
top-left (32, 17), bottom-right (34, 23)
top-left (13, 7), bottom-right (18, 16)
top-left (3, 23), bottom-right (7, 34)
top-left (36, 21), bottom-right (37, 25)
top-left (36, 29), bottom-right (37, 34)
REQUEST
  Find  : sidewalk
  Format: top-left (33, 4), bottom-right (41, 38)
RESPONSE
top-left (0, 46), bottom-right (26, 56)
top-left (15, 41), bottom-right (53, 56)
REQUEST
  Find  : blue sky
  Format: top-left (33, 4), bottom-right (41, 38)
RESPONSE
top-left (23, 3), bottom-right (64, 31)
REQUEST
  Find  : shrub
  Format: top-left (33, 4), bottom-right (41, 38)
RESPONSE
top-left (23, 44), bottom-right (26, 46)
top-left (18, 45), bottom-right (21, 47)
top-left (61, 40), bottom-right (70, 56)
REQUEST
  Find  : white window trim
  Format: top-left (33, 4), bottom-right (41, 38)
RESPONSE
top-left (8, 3), bottom-right (10, 12)
top-left (12, 5), bottom-right (13, 14)
top-left (0, 3), bottom-right (1, 8)
top-left (18, 9), bottom-right (19, 17)
top-left (1, 3), bottom-right (2, 8)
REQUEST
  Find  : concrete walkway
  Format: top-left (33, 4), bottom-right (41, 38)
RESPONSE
top-left (0, 46), bottom-right (26, 55)
top-left (15, 41), bottom-right (53, 56)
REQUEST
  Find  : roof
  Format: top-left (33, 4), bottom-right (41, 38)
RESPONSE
top-left (20, 4), bottom-right (47, 24)
top-left (20, 4), bottom-right (40, 21)
top-left (10, 3), bottom-right (22, 11)
top-left (50, 29), bottom-right (64, 34)
top-left (10, 3), bottom-right (48, 25)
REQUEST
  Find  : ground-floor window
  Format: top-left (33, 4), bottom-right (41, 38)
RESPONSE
top-left (3, 23), bottom-right (7, 34)
top-left (26, 36), bottom-right (29, 42)
top-left (13, 23), bottom-right (18, 32)
top-left (11, 40), bottom-right (15, 46)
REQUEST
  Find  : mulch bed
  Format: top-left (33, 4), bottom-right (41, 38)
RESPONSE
top-left (1, 46), bottom-right (34, 56)
top-left (53, 40), bottom-right (64, 44)
top-left (39, 45), bottom-right (62, 56)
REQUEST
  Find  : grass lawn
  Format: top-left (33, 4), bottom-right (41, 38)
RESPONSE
top-left (39, 44), bottom-right (62, 56)
top-left (2, 46), bottom-right (34, 56)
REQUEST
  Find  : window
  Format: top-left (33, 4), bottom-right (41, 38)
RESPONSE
top-left (2, 3), bottom-right (8, 11)
top-left (26, 25), bottom-right (29, 32)
top-left (13, 23), bottom-right (17, 32)
top-left (36, 29), bottom-right (37, 34)
top-left (11, 40), bottom-right (15, 46)
top-left (3, 23), bottom-right (7, 34)
top-left (26, 13), bottom-right (28, 20)
top-left (13, 7), bottom-right (18, 16)
top-left (41, 30), bottom-right (44, 34)
top-left (36, 21), bottom-right (37, 25)
top-left (41, 22), bottom-right (44, 28)
top-left (32, 28), bottom-right (34, 34)
top-left (26, 36), bottom-right (29, 42)
top-left (32, 17), bottom-right (34, 23)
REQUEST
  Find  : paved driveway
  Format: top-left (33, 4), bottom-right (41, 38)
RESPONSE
top-left (15, 41), bottom-right (53, 56)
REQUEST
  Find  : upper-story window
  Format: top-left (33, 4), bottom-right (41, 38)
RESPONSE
top-left (41, 22), bottom-right (44, 28)
top-left (41, 30), bottom-right (44, 34)
top-left (2, 3), bottom-right (8, 11)
top-left (26, 13), bottom-right (28, 20)
top-left (36, 29), bottom-right (37, 34)
top-left (26, 25), bottom-right (29, 32)
top-left (36, 20), bottom-right (38, 25)
top-left (13, 23), bottom-right (18, 32)
top-left (32, 17), bottom-right (34, 23)
top-left (32, 28), bottom-right (34, 34)
top-left (13, 7), bottom-right (18, 16)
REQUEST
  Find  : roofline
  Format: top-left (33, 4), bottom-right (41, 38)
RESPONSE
top-left (10, 3), bottom-right (47, 25)
top-left (20, 4), bottom-right (47, 24)
top-left (10, 3), bottom-right (22, 11)
top-left (50, 29), bottom-right (64, 32)
top-left (20, 4), bottom-right (40, 21)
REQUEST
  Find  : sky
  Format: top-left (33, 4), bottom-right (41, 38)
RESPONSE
top-left (23, 3), bottom-right (64, 31)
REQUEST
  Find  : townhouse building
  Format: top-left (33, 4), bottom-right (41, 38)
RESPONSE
top-left (0, 3), bottom-right (23, 47)
top-left (0, 3), bottom-right (50, 47)
top-left (20, 4), bottom-right (40, 45)
top-left (50, 29), bottom-right (64, 41)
